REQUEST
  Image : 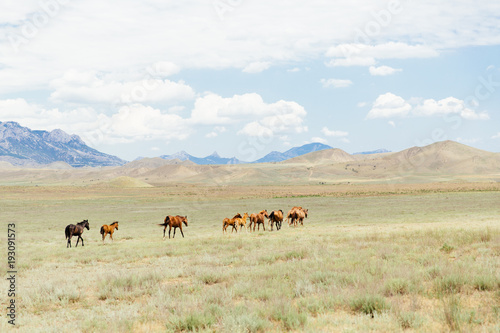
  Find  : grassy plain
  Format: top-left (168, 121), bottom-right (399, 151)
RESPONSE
top-left (0, 183), bottom-right (499, 332)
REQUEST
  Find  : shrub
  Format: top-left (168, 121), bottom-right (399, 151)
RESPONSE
top-left (443, 295), bottom-right (462, 332)
top-left (440, 243), bottom-right (454, 253)
top-left (434, 275), bottom-right (465, 295)
top-left (384, 278), bottom-right (409, 296)
top-left (350, 295), bottom-right (389, 318)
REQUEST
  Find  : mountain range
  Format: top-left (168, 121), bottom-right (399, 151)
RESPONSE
top-left (159, 142), bottom-right (335, 165)
top-left (0, 122), bottom-right (125, 167)
top-left (0, 121), bottom-right (390, 167)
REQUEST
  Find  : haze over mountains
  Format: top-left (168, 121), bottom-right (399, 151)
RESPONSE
top-left (1, 122), bottom-right (499, 187)
top-left (0, 122), bottom-right (347, 166)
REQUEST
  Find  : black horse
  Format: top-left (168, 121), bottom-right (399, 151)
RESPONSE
top-left (65, 220), bottom-right (90, 248)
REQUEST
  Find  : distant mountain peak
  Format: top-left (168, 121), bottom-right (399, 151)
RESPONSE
top-left (208, 151), bottom-right (220, 158)
top-left (353, 148), bottom-right (391, 155)
top-left (254, 142), bottom-right (333, 163)
top-left (0, 122), bottom-right (126, 167)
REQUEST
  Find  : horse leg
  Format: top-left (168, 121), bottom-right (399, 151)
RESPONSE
top-left (180, 227), bottom-right (184, 238)
top-left (169, 226), bottom-right (172, 239)
top-left (67, 236), bottom-right (71, 248)
top-left (110, 231), bottom-right (113, 242)
top-left (173, 227), bottom-right (176, 238)
top-left (81, 236), bottom-right (84, 246)
top-left (163, 227), bottom-right (166, 240)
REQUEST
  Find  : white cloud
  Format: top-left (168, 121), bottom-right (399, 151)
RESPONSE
top-left (321, 127), bottom-right (349, 137)
top-left (310, 137), bottom-right (328, 145)
top-left (367, 93), bottom-right (490, 120)
top-left (190, 93), bottom-right (308, 138)
top-left (0, 98), bottom-right (38, 117)
top-left (326, 42), bottom-right (439, 67)
top-left (320, 78), bottom-right (353, 88)
top-left (238, 122), bottom-right (274, 138)
top-left (388, 121), bottom-right (396, 127)
top-left (369, 65), bottom-right (402, 76)
top-left (492, 133), bottom-right (500, 139)
top-left (49, 69), bottom-right (195, 105)
top-left (413, 97), bottom-right (490, 120)
top-left (2, 1), bottom-right (500, 93)
top-left (366, 93), bottom-right (412, 119)
top-left (243, 62), bottom-right (271, 73)
top-left (326, 57), bottom-right (376, 67)
top-left (0, 98), bottom-right (191, 145)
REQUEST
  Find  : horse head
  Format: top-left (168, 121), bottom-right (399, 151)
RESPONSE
top-left (182, 216), bottom-right (188, 226)
top-left (261, 210), bottom-right (269, 218)
top-left (113, 221), bottom-right (119, 230)
top-left (303, 209), bottom-right (308, 218)
top-left (83, 220), bottom-right (90, 230)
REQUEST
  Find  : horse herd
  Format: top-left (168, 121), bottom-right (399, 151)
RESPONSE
top-left (222, 206), bottom-right (308, 234)
top-left (64, 206), bottom-right (308, 248)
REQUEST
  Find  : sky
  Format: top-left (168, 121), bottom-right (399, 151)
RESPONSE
top-left (0, 0), bottom-right (499, 161)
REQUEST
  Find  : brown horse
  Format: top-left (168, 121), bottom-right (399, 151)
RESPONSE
top-left (235, 213), bottom-right (249, 232)
top-left (296, 208), bottom-right (308, 226)
top-left (65, 219), bottom-right (89, 248)
top-left (287, 207), bottom-right (308, 226)
top-left (249, 210), bottom-right (268, 231)
top-left (100, 221), bottom-right (119, 243)
top-left (223, 213), bottom-right (241, 234)
top-left (268, 210), bottom-right (283, 231)
top-left (159, 215), bottom-right (188, 239)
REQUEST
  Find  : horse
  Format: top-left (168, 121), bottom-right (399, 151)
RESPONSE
top-left (100, 221), bottom-right (119, 243)
top-left (159, 215), bottom-right (188, 239)
top-left (268, 210), bottom-right (283, 231)
top-left (287, 207), bottom-right (308, 227)
top-left (65, 219), bottom-right (89, 248)
top-left (296, 208), bottom-right (308, 226)
top-left (223, 213), bottom-right (241, 234)
top-left (249, 210), bottom-right (268, 231)
top-left (235, 213), bottom-right (249, 232)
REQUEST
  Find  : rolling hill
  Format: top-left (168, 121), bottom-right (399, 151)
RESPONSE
top-left (0, 140), bottom-right (498, 185)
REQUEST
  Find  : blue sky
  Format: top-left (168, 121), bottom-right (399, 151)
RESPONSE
top-left (0, 0), bottom-right (499, 161)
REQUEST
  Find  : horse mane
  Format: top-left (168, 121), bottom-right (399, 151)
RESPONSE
top-left (110, 221), bottom-right (118, 226)
top-left (233, 213), bottom-right (242, 219)
top-left (77, 219), bottom-right (88, 225)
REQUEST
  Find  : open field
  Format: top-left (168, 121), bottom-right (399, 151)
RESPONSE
top-left (0, 183), bottom-right (499, 332)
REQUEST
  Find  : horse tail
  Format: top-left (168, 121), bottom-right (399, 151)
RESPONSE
top-left (100, 226), bottom-right (104, 235)
top-left (65, 225), bottom-right (70, 239)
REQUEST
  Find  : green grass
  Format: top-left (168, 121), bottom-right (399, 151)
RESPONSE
top-left (0, 185), bottom-right (499, 332)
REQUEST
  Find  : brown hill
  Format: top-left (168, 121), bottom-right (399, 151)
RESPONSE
top-left (0, 141), bottom-right (498, 185)
top-left (283, 148), bottom-right (354, 165)
top-left (382, 140), bottom-right (500, 175)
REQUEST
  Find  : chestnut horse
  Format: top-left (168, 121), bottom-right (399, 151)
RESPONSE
top-left (223, 213), bottom-right (241, 234)
top-left (235, 213), bottom-right (249, 232)
top-left (159, 215), bottom-right (188, 239)
top-left (249, 210), bottom-right (268, 231)
top-left (65, 219), bottom-right (89, 248)
top-left (287, 207), bottom-right (308, 226)
top-left (268, 210), bottom-right (283, 231)
top-left (100, 221), bottom-right (119, 243)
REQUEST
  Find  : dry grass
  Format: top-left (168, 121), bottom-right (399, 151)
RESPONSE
top-left (0, 184), bottom-right (499, 332)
